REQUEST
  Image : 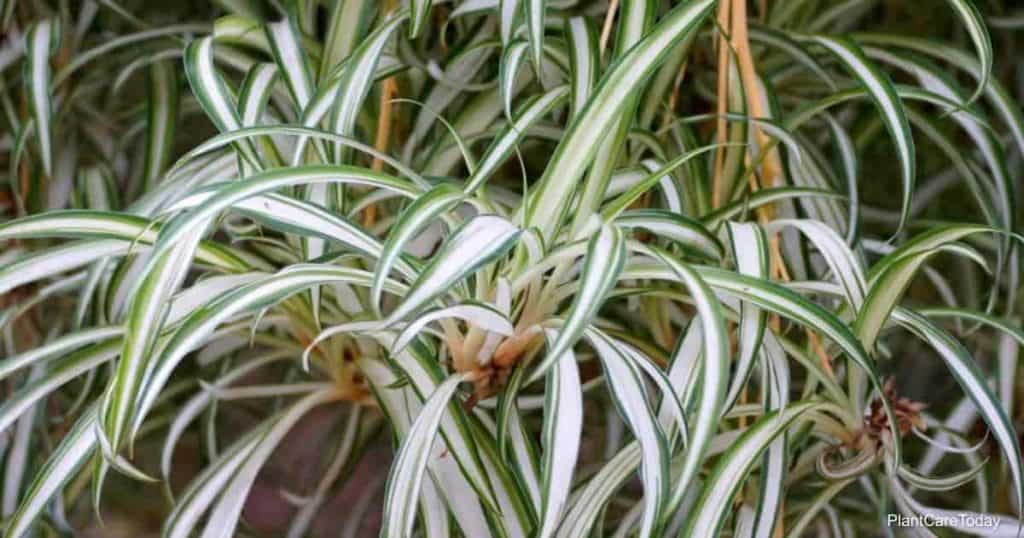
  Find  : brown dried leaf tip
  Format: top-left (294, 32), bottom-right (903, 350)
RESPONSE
top-left (854, 378), bottom-right (926, 449)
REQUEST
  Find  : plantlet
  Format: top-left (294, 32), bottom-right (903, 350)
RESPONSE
top-left (1, 0), bottom-right (1024, 536)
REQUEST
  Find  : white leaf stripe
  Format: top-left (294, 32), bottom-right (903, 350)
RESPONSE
top-left (722, 222), bottom-right (768, 412)
top-left (468, 414), bottom-right (535, 538)
top-left (942, 0), bottom-right (992, 105)
top-left (184, 37), bottom-right (242, 133)
top-left (320, 0), bottom-right (372, 80)
top-left (25, 19), bottom-right (56, 178)
top-left (380, 373), bottom-right (469, 538)
top-left (525, 0), bottom-right (545, 79)
top-left (133, 265), bottom-right (405, 437)
top-left (526, 223), bottom-right (625, 384)
top-left (647, 248), bottom-right (728, 512)
top-left (372, 183), bottom-right (464, 314)
top-left (615, 210), bottom-right (723, 260)
top-left (3, 408), bottom-right (99, 538)
top-left (500, 0), bottom-right (520, 45)
top-left (183, 36), bottom-right (262, 168)
top-left (0, 240), bottom-right (129, 296)
top-left (701, 187), bottom-right (844, 228)
top-left (0, 326), bottom-right (123, 381)
top-left (199, 389), bottom-right (342, 538)
top-left (385, 335), bottom-right (508, 524)
top-left (166, 189), bottom-right (413, 277)
top-left (409, 0), bottom-right (433, 38)
top-left (360, 358), bottom-right (487, 538)
top-left (555, 443), bottom-right (640, 538)
top-left (764, 219), bottom-right (868, 310)
top-left (385, 214), bottom-right (520, 326)
top-left (536, 329), bottom-right (582, 538)
top-left (585, 328), bottom-right (669, 538)
top-left (856, 224), bottom-right (993, 351)
top-left (499, 40), bottom-right (530, 120)
top-left (893, 308), bottom-right (1023, 519)
top-left (171, 125), bottom-right (428, 187)
top-left (466, 85), bottom-right (569, 193)
top-left (683, 403), bottom-right (819, 537)
top-left (104, 233), bottom-right (202, 449)
top-left (238, 63), bottom-right (279, 127)
top-left (751, 332), bottom-right (790, 538)
top-left (565, 16), bottom-right (598, 119)
top-left (151, 165), bottom-right (420, 259)
top-left (609, 336), bottom-right (689, 445)
top-left (161, 352), bottom-right (293, 481)
top-left (393, 302), bottom-right (514, 355)
top-left (143, 60), bottom-right (178, 189)
top-left (622, 259), bottom-right (905, 462)
top-left (265, 18), bottom-right (315, 111)
top-left (801, 35), bottom-right (915, 234)
top-left (525, 0), bottom-right (715, 240)
top-left (0, 211), bottom-right (258, 271)
top-left (0, 341), bottom-right (119, 435)
top-left (163, 426), bottom-right (264, 538)
top-left (851, 33), bottom-right (1024, 170)
top-left (601, 144), bottom-right (726, 220)
top-left (329, 13), bottom-right (407, 160)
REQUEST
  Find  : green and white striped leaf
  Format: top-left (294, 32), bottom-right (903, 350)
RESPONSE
top-left (856, 224), bottom-right (993, 351)
top-left (751, 331), bottom-right (790, 538)
top-left (622, 259), bottom-right (903, 459)
top-left (163, 427), bottom-right (264, 538)
top-left (524, 0), bottom-right (715, 240)
top-left (942, 0), bottom-right (992, 105)
top-left (393, 301), bottom-right (514, 355)
top-left (499, 0), bottom-right (520, 44)
top-left (722, 222), bottom-right (768, 411)
top-left (372, 183), bottom-right (464, 314)
top-left (0, 210), bottom-right (257, 271)
top-left (328, 12), bottom-right (407, 161)
top-left (585, 328), bottom-right (668, 538)
top-left (380, 373), bottom-right (468, 538)
top-left (385, 214), bottom-right (520, 325)
top-left (199, 388), bottom-right (342, 538)
top-left (0, 340), bottom-right (119, 435)
top-left (0, 326), bottom-right (123, 382)
top-left (764, 219), bottom-right (868, 309)
top-left (135, 265), bottom-right (402, 435)
top-left (615, 210), bottom-right (723, 260)
top-left (265, 18), bottom-right (315, 113)
top-left (103, 233), bottom-right (202, 450)
top-left (893, 307), bottom-right (1023, 518)
top-left (183, 36), bottom-right (261, 168)
top-left (800, 34), bottom-right (915, 234)
top-left (646, 247), bottom-right (728, 511)
top-left (535, 329), bottom-right (582, 538)
top-left (466, 85), bottom-right (569, 193)
top-left (3, 409), bottom-right (99, 538)
top-left (143, 60), bottom-right (179, 190)
top-left (682, 403), bottom-right (818, 537)
top-left (565, 16), bottom-right (598, 120)
top-left (499, 40), bottom-right (530, 120)
top-left (24, 19), bottom-right (57, 178)
top-left (409, 0), bottom-right (433, 38)
top-left (527, 222), bottom-right (625, 384)
top-left (152, 165), bottom-right (420, 257)
top-left (525, 0), bottom-right (545, 79)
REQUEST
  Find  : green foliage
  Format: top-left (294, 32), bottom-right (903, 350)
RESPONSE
top-left (1, 0), bottom-right (1024, 536)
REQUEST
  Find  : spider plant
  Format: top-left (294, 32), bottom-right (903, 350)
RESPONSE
top-left (2, 0), bottom-right (1024, 536)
